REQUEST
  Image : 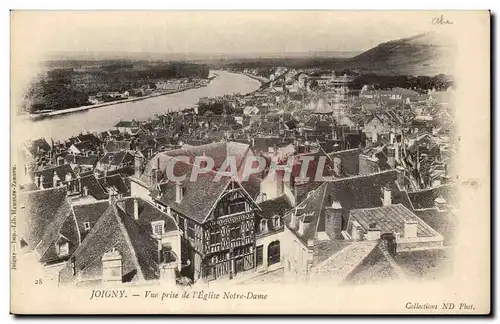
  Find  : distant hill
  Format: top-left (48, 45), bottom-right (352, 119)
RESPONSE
top-left (344, 31), bottom-right (455, 76)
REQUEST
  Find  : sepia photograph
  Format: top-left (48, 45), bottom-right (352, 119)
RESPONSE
top-left (9, 10), bottom-right (490, 315)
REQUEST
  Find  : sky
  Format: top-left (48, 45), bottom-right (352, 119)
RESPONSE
top-left (11, 11), bottom-right (435, 56)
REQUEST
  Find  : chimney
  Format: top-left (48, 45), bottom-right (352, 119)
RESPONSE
top-left (175, 181), bottom-right (183, 203)
top-left (52, 171), bottom-right (60, 188)
top-left (83, 185), bottom-right (89, 197)
top-left (325, 201), bottom-right (343, 240)
top-left (372, 130), bottom-right (378, 143)
top-left (108, 187), bottom-right (117, 205)
top-left (404, 220), bottom-right (418, 238)
top-left (434, 197), bottom-right (447, 212)
top-left (35, 175), bottom-right (40, 188)
top-left (365, 222), bottom-right (381, 241)
top-left (389, 132), bottom-right (395, 144)
top-left (387, 145), bottom-right (396, 169)
top-left (382, 184), bottom-right (392, 206)
top-left (102, 248), bottom-right (123, 283)
top-left (297, 215), bottom-right (313, 236)
top-left (290, 209), bottom-right (298, 228)
top-left (396, 166), bottom-right (406, 189)
top-left (133, 198), bottom-right (139, 220)
top-left (134, 151), bottom-right (143, 178)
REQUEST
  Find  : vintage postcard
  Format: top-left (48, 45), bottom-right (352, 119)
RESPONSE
top-left (10, 11), bottom-right (490, 314)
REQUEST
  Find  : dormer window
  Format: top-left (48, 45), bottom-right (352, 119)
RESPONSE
top-left (272, 215), bottom-right (281, 229)
top-left (81, 222), bottom-right (90, 232)
top-left (260, 219), bottom-right (268, 233)
top-left (151, 220), bottom-right (165, 236)
top-left (57, 240), bottom-right (69, 257)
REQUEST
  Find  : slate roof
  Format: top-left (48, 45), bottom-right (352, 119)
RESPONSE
top-left (34, 164), bottom-right (76, 188)
top-left (407, 184), bottom-right (456, 210)
top-left (101, 174), bottom-right (130, 195)
top-left (59, 203), bottom-right (160, 285)
top-left (104, 140), bottom-right (131, 153)
top-left (257, 195), bottom-right (293, 219)
top-left (116, 198), bottom-right (178, 236)
top-left (77, 134), bottom-right (102, 147)
top-left (350, 204), bottom-right (439, 238)
top-left (18, 187), bottom-right (79, 264)
top-left (98, 151), bottom-right (134, 166)
top-left (72, 201), bottom-right (110, 241)
top-left (28, 138), bottom-right (51, 155)
top-left (71, 141), bottom-right (96, 153)
top-left (65, 154), bottom-right (99, 167)
top-left (79, 174), bottom-right (108, 200)
top-left (284, 170), bottom-right (400, 245)
top-left (311, 241), bottom-right (379, 284)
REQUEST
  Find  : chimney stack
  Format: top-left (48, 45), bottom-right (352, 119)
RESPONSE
top-left (175, 181), bottom-right (183, 203)
top-left (434, 197), bottom-right (447, 212)
top-left (365, 222), bottom-right (381, 241)
top-left (404, 220), bottom-right (418, 238)
top-left (396, 166), bottom-right (406, 189)
top-left (134, 151), bottom-right (143, 178)
top-left (133, 198), bottom-right (139, 220)
top-left (108, 187), bottom-right (117, 205)
top-left (290, 209), bottom-right (298, 228)
top-left (297, 215), bottom-right (313, 236)
top-left (102, 248), bottom-right (123, 283)
top-left (382, 184), bottom-right (392, 206)
top-left (387, 145), bottom-right (396, 169)
top-left (325, 201), bottom-right (343, 240)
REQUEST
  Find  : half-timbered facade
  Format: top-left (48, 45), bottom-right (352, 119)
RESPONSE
top-left (130, 141), bottom-right (263, 283)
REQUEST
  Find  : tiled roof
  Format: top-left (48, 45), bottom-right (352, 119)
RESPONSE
top-left (72, 201), bottom-right (110, 241)
top-left (71, 141), bottom-right (96, 153)
top-left (116, 198), bottom-right (178, 235)
top-left (34, 164), bottom-right (76, 188)
top-left (394, 248), bottom-right (452, 279)
top-left (79, 174), bottom-right (108, 200)
top-left (311, 241), bottom-right (379, 283)
top-left (284, 170), bottom-right (400, 244)
top-left (98, 151), bottom-right (134, 166)
top-left (257, 195), bottom-right (293, 219)
top-left (407, 184), bottom-right (456, 210)
top-left (100, 174), bottom-right (130, 195)
top-left (350, 204), bottom-right (439, 238)
top-left (18, 187), bottom-right (79, 263)
top-left (59, 203), bottom-right (160, 285)
top-left (65, 154), bottom-right (99, 167)
top-left (104, 140), bottom-right (131, 153)
top-left (28, 138), bottom-right (51, 155)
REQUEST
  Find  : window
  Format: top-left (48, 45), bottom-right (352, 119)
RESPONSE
top-left (260, 219), bottom-right (268, 233)
top-left (151, 221), bottom-right (165, 236)
top-left (272, 215), bottom-right (281, 229)
top-left (84, 222), bottom-right (91, 231)
top-left (187, 222), bottom-right (195, 240)
top-left (230, 226), bottom-right (241, 240)
top-left (268, 241), bottom-right (280, 266)
top-left (58, 241), bottom-right (69, 257)
top-left (229, 202), bottom-right (246, 215)
top-left (210, 229), bottom-right (222, 245)
top-left (256, 245), bottom-right (264, 267)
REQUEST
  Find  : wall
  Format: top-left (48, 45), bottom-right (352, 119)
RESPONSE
top-left (396, 237), bottom-right (444, 253)
top-left (282, 226), bottom-right (314, 279)
top-left (255, 231), bottom-right (285, 272)
top-left (130, 178), bottom-right (152, 202)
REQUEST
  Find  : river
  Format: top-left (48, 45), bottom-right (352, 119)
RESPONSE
top-left (18, 71), bottom-right (261, 142)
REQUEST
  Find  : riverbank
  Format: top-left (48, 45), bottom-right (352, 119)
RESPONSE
top-left (24, 76), bottom-right (219, 121)
top-left (242, 73), bottom-right (269, 85)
